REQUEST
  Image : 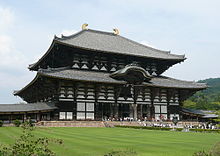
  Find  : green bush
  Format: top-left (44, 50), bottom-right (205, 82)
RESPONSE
top-left (190, 129), bottom-right (220, 133)
top-left (23, 119), bottom-right (34, 127)
top-left (0, 121), bottom-right (63, 156)
top-left (193, 142), bottom-right (220, 156)
top-left (210, 142), bottom-right (220, 156)
top-left (0, 120), bottom-right (3, 127)
top-left (115, 125), bottom-right (220, 133)
top-left (104, 149), bottom-right (137, 156)
top-left (193, 150), bottom-right (210, 156)
top-left (13, 119), bottom-right (21, 127)
top-left (114, 125), bottom-right (181, 131)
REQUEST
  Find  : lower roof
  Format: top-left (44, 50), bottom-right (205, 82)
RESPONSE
top-left (38, 68), bottom-right (207, 89)
top-left (181, 108), bottom-right (218, 118)
top-left (0, 102), bottom-right (57, 114)
top-left (14, 68), bottom-right (207, 97)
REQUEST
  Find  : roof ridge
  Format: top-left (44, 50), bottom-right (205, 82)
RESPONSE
top-left (55, 29), bottom-right (86, 40)
top-left (56, 29), bottom-right (116, 41)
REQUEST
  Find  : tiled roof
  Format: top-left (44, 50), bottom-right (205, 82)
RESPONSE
top-left (0, 102), bottom-right (57, 113)
top-left (37, 68), bottom-right (207, 89)
top-left (55, 29), bottom-right (185, 60)
top-left (181, 108), bottom-right (218, 118)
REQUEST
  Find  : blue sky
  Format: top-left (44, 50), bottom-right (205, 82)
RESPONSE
top-left (0, 0), bottom-right (220, 103)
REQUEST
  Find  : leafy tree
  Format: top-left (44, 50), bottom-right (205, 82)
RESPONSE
top-left (193, 142), bottom-right (220, 156)
top-left (13, 119), bottom-right (21, 127)
top-left (0, 121), bottom-right (63, 156)
top-left (184, 78), bottom-right (220, 111)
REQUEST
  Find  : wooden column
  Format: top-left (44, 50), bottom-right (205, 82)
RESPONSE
top-left (114, 85), bottom-right (120, 119)
top-left (150, 88), bottom-right (158, 119)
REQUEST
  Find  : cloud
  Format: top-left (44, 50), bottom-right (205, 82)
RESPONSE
top-left (0, 35), bottom-right (27, 69)
top-left (0, 6), bottom-right (27, 69)
top-left (0, 7), bottom-right (14, 32)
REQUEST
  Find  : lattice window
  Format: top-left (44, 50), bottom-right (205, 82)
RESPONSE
top-left (76, 102), bottom-right (94, 120)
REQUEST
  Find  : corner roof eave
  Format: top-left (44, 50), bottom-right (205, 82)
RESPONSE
top-left (14, 74), bottom-right (40, 96)
top-left (28, 39), bottom-right (57, 70)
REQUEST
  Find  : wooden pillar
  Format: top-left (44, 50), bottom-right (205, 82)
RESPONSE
top-left (167, 89), bottom-right (171, 120)
top-left (110, 103), bottom-right (113, 119)
top-left (114, 85), bottom-right (120, 119)
top-left (129, 104), bottom-right (133, 118)
top-left (114, 103), bottom-right (119, 119)
top-left (137, 104), bottom-right (143, 120)
top-left (133, 86), bottom-right (140, 121)
top-left (24, 113), bottom-right (27, 121)
top-left (133, 104), bottom-right (137, 120)
top-left (150, 88), bottom-right (158, 120)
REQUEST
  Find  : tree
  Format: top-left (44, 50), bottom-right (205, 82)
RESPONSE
top-left (0, 121), bottom-right (63, 156)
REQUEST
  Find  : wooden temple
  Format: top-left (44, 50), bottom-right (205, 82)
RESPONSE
top-left (1, 25), bottom-right (207, 122)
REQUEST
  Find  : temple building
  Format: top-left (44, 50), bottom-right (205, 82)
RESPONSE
top-left (0, 24), bottom-right (207, 122)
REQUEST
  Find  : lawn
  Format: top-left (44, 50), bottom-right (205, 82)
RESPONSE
top-left (0, 127), bottom-right (219, 156)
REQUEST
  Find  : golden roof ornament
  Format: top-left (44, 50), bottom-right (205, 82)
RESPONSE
top-left (82, 23), bottom-right (88, 30)
top-left (113, 28), bottom-right (119, 35)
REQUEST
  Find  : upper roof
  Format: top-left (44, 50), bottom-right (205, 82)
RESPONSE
top-left (0, 102), bottom-right (57, 114)
top-left (55, 29), bottom-right (185, 60)
top-left (29, 29), bottom-right (185, 70)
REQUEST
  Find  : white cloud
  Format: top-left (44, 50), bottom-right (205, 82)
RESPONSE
top-left (0, 6), bottom-right (27, 69)
top-left (0, 35), bottom-right (27, 68)
top-left (0, 7), bottom-right (14, 32)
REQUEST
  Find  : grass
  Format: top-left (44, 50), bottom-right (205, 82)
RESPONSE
top-left (0, 127), bottom-right (219, 156)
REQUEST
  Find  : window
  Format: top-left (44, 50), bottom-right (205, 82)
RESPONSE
top-left (66, 112), bottom-right (73, 120)
top-left (161, 106), bottom-right (167, 113)
top-left (154, 105), bottom-right (160, 113)
top-left (86, 113), bottom-right (94, 120)
top-left (59, 112), bottom-right (65, 120)
top-left (77, 103), bottom-right (85, 111)
top-left (170, 114), bottom-right (179, 120)
top-left (154, 105), bottom-right (167, 121)
top-left (86, 103), bottom-right (94, 111)
top-left (77, 102), bottom-right (94, 120)
top-left (59, 112), bottom-right (73, 120)
top-left (77, 112), bottom-right (85, 120)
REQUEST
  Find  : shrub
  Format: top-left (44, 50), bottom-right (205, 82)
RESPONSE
top-left (0, 120), bottom-right (3, 127)
top-left (114, 125), bottom-right (183, 131)
top-left (23, 119), bottom-right (34, 127)
top-left (190, 129), bottom-right (220, 133)
top-left (104, 149), bottom-right (137, 156)
top-left (0, 121), bottom-right (63, 156)
top-left (193, 142), bottom-right (220, 156)
top-left (193, 150), bottom-right (210, 156)
top-left (13, 119), bottom-right (21, 127)
top-left (115, 125), bottom-right (220, 133)
top-left (210, 142), bottom-right (220, 156)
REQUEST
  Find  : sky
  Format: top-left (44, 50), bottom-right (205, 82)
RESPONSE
top-left (0, 0), bottom-right (220, 103)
